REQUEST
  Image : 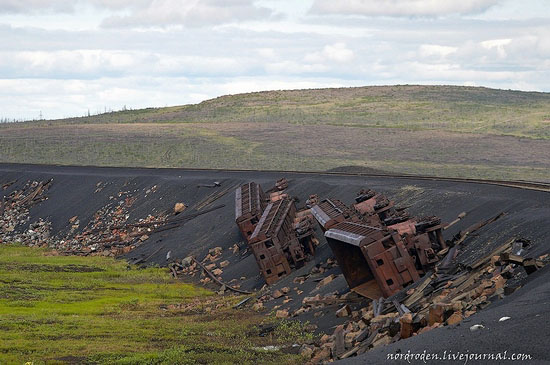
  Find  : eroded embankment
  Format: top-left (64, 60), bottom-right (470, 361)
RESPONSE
top-left (1, 163), bottom-right (550, 363)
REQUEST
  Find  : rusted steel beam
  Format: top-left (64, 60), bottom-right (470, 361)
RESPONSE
top-left (1, 180), bottom-right (17, 190)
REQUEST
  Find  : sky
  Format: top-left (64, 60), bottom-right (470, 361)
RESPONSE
top-left (0, 0), bottom-right (549, 120)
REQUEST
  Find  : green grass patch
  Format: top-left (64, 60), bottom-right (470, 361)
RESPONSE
top-left (0, 245), bottom-right (304, 364)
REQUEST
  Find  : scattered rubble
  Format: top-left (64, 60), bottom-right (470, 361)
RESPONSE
top-left (3, 176), bottom-right (548, 364)
top-left (0, 179), bottom-right (53, 246)
top-left (300, 237), bottom-right (548, 363)
top-left (0, 179), bottom-right (224, 258)
top-left (174, 202), bottom-right (186, 214)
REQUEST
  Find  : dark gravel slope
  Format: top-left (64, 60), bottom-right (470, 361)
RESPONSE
top-left (1, 163), bottom-right (549, 361)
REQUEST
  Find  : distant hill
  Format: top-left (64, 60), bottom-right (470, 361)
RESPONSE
top-left (39, 85), bottom-right (550, 139)
top-left (1, 85), bottom-right (549, 181)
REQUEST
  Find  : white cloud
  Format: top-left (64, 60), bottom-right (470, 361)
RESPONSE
top-left (100, 0), bottom-right (275, 28)
top-left (0, 1), bottom-right (549, 120)
top-left (323, 43), bottom-right (355, 62)
top-left (305, 43), bottom-right (354, 63)
top-left (480, 38), bottom-right (512, 58)
top-left (0, 49), bottom-right (255, 79)
top-left (310, 0), bottom-right (501, 17)
top-left (0, 0), bottom-right (75, 13)
top-left (418, 44), bottom-right (457, 58)
top-left (265, 60), bottom-right (329, 74)
top-left (257, 48), bottom-right (276, 59)
top-left (0, 0), bottom-right (275, 28)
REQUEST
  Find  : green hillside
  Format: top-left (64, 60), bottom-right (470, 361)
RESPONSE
top-left (1, 85), bottom-right (549, 181)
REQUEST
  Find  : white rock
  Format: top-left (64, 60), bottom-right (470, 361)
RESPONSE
top-left (469, 324), bottom-right (485, 331)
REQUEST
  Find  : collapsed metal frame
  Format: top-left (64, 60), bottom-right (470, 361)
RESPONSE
top-left (325, 221), bottom-right (420, 299)
top-left (235, 181), bottom-right (316, 284)
top-left (235, 182), bottom-right (267, 241)
top-left (313, 190), bottom-right (446, 298)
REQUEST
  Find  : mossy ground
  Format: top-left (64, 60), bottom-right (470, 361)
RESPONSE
top-left (0, 245), bottom-right (307, 364)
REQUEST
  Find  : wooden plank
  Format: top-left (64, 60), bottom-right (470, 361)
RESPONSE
top-left (469, 238), bottom-right (514, 270)
top-left (500, 252), bottom-right (524, 265)
top-left (403, 275), bottom-right (433, 307)
top-left (192, 257), bottom-right (252, 295)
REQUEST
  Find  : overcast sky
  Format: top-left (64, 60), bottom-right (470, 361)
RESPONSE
top-left (1, 0), bottom-right (549, 120)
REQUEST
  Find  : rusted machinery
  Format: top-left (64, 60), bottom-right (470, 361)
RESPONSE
top-left (310, 198), bottom-right (361, 231)
top-left (325, 221), bottom-right (420, 299)
top-left (235, 180), bottom-right (316, 284)
top-left (312, 188), bottom-right (447, 298)
top-left (249, 198), bottom-right (315, 284)
top-left (387, 215), bottom-right (446, 271)
top-left (235, 182), bottom-right (267, 241)
top-left (353, 189), bottom-right (395, 222)
top-left (235, 181), bottom-right (445, 290)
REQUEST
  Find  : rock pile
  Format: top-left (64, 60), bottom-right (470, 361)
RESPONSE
top-left (1, 179), bottom-right (168, 257)
top-left (0, 179), bottom-right (52, 246)
top-left (299, 238), bottom-right (548, 363)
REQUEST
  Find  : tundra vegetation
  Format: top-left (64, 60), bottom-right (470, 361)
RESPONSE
top-left (1, 85), bottom-right (549, 181)
top-left (0, 245), bottom-right (308, 364)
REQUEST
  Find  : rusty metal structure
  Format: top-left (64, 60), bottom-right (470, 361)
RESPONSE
top-left (353, 189), bottom-right (395, 222)
top-left (249, 198), bottom-right (315, 284)
top-left (400, 216), bottom-right (446, 271)
top-left (312, 188), bottom-right (448, 298)
top-left (325, 221), bottom-right (420, 299)
top-left (235, 182), bottom-right (267, 241)
top-left (235, 180), bottom-right (445, 289)
top-left (310, 198), bottom-right (360, 231)
top-left (235, 180), bottom-right (317, 285)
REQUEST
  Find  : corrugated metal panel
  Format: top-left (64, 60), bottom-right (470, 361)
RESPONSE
top-left (311, 204), bottom-right (331, 227)
top-left (325, 228), bottom-right (365, 246)
top-left (234, 186), bottom-right (242, 220)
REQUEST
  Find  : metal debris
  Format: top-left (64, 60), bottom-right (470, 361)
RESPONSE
top-left (235, 179), bottom-right (318, 284)
top-left (311, 188), bottom-right (446, 299)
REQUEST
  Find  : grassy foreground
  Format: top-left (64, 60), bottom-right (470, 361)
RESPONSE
top-left (0, 245), bottom-right (307, 364)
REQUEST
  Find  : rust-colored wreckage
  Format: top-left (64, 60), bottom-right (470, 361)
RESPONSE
top-left (233, 180), bottom-right (449, 292)
top-left (0, 179), bottom-right (224, 257)
top-left (306, 189), bottom-right (445, 299)
top-left (235, 179), bottom-right (317, 284)
top-left (4, 174), bottom-right (549, 363)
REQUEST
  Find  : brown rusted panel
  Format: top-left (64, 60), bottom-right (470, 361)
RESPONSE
top-left (235, 182), bottom-right (266, 222)
top-left (247, 197), bottom-right (314, 284)
top-left (235, 182), bottom-right (267, 241)
top-left (388, 219), bottom-right (417, 236)
top-left (326, 221), bottom-right (421, 298)
top-left (275, 178), bottom-right (288, 191)
top-left (404, 233), bottom-right (439, 271)
top-left (327, 237), bottom-right (375, 289)
top-left (354, 197), bottom-right (377, 215)
top-left (358, 213), bottom-right (383, 228)
top-left (251, 240), bottom-right (292, 284)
